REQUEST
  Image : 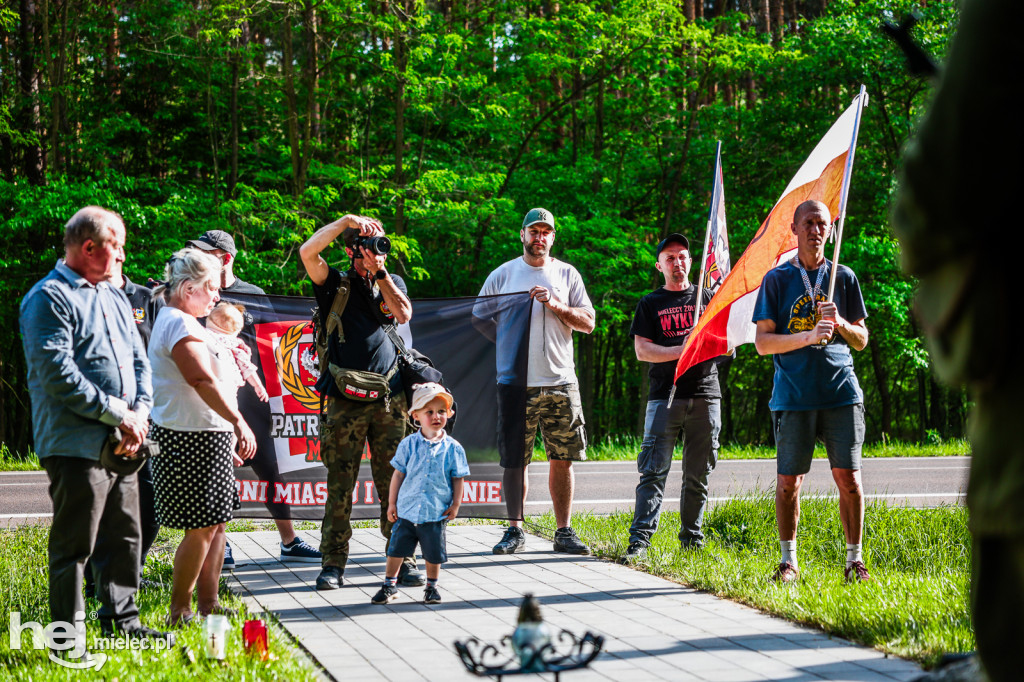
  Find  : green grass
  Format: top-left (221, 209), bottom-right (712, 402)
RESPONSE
top-left (0, 524), bottom-right (319, 680)
top-left (532, 436), bottom-right (972, 461)
top-left (0, 444), bottom-right (41, 471)
top-left (0, 438), bottom-right (973, 471)
top-left (529, 497), bottom-right (972, 667)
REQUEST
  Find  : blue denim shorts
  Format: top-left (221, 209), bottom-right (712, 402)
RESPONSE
top-left (387, 518), bottom-right (448, 564)
top-left (773, 403), bottom-right (865, 476)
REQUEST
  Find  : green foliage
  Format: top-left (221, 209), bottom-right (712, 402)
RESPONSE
top-left (0, 0), bottom-right (968, 453)
top-left (531, 497), bottom-right (972, 666)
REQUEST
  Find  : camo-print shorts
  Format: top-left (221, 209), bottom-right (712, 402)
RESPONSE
top-left (497, 383), bottom-right (588, 467)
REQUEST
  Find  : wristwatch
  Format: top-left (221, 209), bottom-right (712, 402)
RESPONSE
top-left (374, 268), bottom-right (388, 281)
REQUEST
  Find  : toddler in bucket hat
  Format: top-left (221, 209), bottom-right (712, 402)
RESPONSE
top-left (371, 381), bottom-right (468, 606)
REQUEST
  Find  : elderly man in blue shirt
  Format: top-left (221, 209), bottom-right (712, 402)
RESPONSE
top-left (20, 206), bottom-right (169, 644)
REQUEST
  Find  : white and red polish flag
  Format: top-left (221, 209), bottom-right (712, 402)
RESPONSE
top-left (693, 140), bottom-right (731, 324)
top-left (672, 88), bottom-right (868, 383)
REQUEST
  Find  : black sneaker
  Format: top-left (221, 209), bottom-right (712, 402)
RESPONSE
top-left (370, 583), bottom-right (399, 604)
top-left (492, 526), bottom-right (526, 555)
top-left (397, 561), bottom-right (425, 587)
top-left (622, 541), bottom-right (648, 563)
top-left (679, 537), bottom-right (705, 551)
top-left (553, 527), bottom-right (591, 555)
top-left (280, 537), bottom-right (322, 563)
top-left (222, 543), bottom-right (236, 572)
top-left (423, 585), bottom-right (442, 604)
top-left (315, 566), bottom-right (343, 591)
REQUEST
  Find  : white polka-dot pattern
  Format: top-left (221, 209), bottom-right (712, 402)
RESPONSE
top-left (150, 424), bottom-right (240, 530)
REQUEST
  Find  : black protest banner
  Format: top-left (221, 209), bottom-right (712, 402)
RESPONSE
top-left (221, 290), bottom-right (531, 521)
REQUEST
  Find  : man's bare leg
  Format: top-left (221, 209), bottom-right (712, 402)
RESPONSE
top-left (775, 473), bottom-right (804, 541)
top-left (549, 460), bottom-right (574, 528)
top-left (276, 519), bottom-right (296, 544)
top-left (831, 468), bottom-right (864, 544)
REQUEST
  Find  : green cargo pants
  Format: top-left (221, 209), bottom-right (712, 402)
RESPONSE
top-left (319, 392), bottom-right (411, 572)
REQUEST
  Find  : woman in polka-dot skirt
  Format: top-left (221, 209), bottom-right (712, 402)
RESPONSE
top-left (148, 249), bottom-right (257, 626)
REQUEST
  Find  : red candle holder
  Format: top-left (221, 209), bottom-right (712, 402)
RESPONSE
top-left (243, 619), bottom-right (269, 661)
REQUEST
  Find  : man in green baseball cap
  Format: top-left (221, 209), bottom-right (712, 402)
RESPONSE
top-left (475, 207), bottom-right (596, 556)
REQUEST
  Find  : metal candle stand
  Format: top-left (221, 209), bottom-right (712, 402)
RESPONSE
top-left (454, 629), bottom-right (604, 681)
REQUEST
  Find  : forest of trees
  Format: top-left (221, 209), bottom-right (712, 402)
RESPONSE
top-left (0, 0), bottom-right (966, 456)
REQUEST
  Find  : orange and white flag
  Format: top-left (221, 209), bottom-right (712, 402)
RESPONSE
top-left (673, 90), bottom-right (868, 382)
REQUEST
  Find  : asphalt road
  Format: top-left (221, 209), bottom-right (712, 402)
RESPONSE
top-left (0, 456), bottom-right (969, 528)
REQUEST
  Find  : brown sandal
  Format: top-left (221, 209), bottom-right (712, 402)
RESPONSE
top-left (166, 612), bottom-right (196, 628)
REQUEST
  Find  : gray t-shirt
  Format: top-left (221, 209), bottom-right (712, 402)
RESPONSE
top-left (477, 257), bottom-right (594, 387)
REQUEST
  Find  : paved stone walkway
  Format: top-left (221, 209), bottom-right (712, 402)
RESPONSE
top-left (225, 527), bottom-right (922, 682)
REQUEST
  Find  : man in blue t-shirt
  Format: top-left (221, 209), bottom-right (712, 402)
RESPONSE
top-left (752, 200), bottom-right (871, 584)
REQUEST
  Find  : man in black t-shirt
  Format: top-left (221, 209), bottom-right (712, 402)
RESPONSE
top-left (186, 230), bottom-right (322, 568)
top-left (624, 233), bottom-right (722, 561)
top-left (299, 215), bottom-right (421, 592)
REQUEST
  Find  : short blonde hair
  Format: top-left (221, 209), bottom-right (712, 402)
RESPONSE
top-left (208, 302), bottom-right (245, 335)
top-left (153, 248), bottom-right (221, 302)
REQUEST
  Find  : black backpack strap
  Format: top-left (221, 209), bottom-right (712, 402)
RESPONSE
top-left (314, 274), bottom-right (352, 411)
top-left (384, 324), bottom-right (409, 357)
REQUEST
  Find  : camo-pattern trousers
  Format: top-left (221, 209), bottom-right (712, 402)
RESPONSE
top-left (319, 392), bottom-right (411, 571)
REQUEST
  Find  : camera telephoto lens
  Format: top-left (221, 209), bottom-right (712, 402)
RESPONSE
top-left (355, 235), bottom-right (391, 256)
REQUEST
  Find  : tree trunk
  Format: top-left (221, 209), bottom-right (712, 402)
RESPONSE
top-left (929, 375), bottom-right (947, 437)
top-left (228, 50), bottom-right (240, 198)
top-left (868, 336), bottom-right (893, 437)
top-left (545, 0), bottom-right (564, 150)
top-left (570, 66), bottom-right (582, 166)
top-left (771, 0), bottom-right (784, 43)
top-left (580, 333), bottom-right (595, 436)
top-left (301, 0), bottom-right (319, 183)
top-left (661, 106), bottom-right (700, 236)
top-left (105, 1), bottom-right (119, 100)
top-left (719, 357), bottom-right (733, 443)
top-left (393, 0), bottom-right (410, 235)
top-left (281, 8), bottom-right (302, 196)
top-left (18, 0), bottom-right (45, 185)
top-left (757, 0), bottom-right (771, 35)
top-left (591, 77), bottom-right (604, 193)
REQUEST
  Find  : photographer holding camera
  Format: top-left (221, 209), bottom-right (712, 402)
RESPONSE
top-left (299, 214), bottom-right (423, 591)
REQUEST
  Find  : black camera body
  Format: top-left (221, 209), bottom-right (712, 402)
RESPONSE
top-left (352, 234), bottom-right (391, 257)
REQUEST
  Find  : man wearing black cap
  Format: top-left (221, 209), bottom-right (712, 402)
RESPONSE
top-left (623, 233), bottom-right (722, 562)
top-left (186, 229), bottom-right (322, 567)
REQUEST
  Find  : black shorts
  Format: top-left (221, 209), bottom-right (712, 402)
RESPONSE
top-left (773, 403), bottom-right (865, 476)
top-left (386, 518), bottom-right (448, 565)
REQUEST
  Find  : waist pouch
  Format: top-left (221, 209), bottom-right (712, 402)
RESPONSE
top-left (328, 362), bottom-right (399, 411)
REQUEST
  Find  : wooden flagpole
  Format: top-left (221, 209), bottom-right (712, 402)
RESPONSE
top-left (825, 85), bottom-right (869, 302)
top-left (693, 140), bottom-right (722, 328)
top-left (670, 141), bottom-right (723, 408)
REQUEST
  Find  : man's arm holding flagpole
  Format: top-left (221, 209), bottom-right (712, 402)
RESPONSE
top-left (816, 85), bottom-right (869, 349)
